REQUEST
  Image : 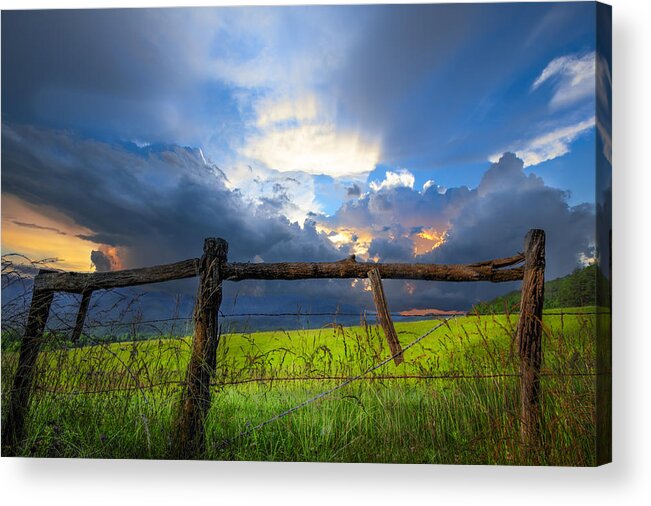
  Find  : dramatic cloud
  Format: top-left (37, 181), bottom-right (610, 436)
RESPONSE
top-left (321, 154), bottom-right (594, 298)
top-left (427, 154), bottom-right (594, 279)
top-left (241, 93), bottom-right (380, 178)
top-left (221, 164), bottom-right (321, 224)
top-left (91, 249), bottom-right (118, 272)
top-left (367, 237), bottom-right (415, 264)
top-left (1, 122), bottom-right (596, 312)
top-left (2, 5), bottom-right (599, 200)
top-left (1, 5), bottom-right (603, 316)
top-left (242, 122), bottom-right (380, 178)
top-left (1, 9), bottom-right (233, 146)
top-left (1, 123), bottom-right (342, 272)
top-left (318, 167), bottom-right (470, 261)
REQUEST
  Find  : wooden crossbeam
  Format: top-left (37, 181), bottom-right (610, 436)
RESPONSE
top-left (33, 254), bottom-right (525, 293)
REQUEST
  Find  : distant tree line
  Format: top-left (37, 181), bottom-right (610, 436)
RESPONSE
top-left (473, 264), bottom-right (611, 314)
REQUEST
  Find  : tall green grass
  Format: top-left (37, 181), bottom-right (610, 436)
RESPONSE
top-left (1, 308), bottom-right (604, 465)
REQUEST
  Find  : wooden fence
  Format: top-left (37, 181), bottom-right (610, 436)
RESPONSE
top-left (2, 229), bottom-right (545, 457)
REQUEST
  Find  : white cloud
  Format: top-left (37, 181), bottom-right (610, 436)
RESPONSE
top-left (222, 163), bottom-right (321, 225)
top-left (243, 122), bottom-right (380, 178)
top-left (490, 117), bottom-right (595, 167)
top-left (532, 51), bottom-right (595, 109)
top-left (242, 94), bottom-right (380, 178)
top-left (255, 95), bottom-right (320, 128)
top-left (370, 169), bottom-right (415, 192)
top-left (422, 180), bottom-right (436, 192)
top-left (227, 92), bottom-right (380, 222)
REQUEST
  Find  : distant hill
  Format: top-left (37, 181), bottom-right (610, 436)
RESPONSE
top-left (473, 264), bottom-right (610, 314)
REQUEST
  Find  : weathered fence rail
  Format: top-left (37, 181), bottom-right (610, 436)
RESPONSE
top-left (33, 258), bottom-right (200, 292)
top-left (2, 229), bottom-right (545, 458)
top-left (33, 254), bottom-right (525, 293)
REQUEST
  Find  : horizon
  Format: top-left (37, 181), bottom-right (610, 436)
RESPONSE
top-left (1, 3), bottom-right (611, 319)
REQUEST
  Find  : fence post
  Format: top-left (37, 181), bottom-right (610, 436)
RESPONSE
top-left (2, 276), bottom-right (54, 454)
top-left (368, 268), bottom-right (404, 365)
top-left (174, 237), bottom-right (227, 458)
top-left (71, 289), bottom-right (92, 343)
top-left (515, 229), bottom-right (545, 447)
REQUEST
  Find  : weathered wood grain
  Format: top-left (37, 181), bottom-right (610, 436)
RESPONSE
top-left (2, 283), bottom-right (53, 453)
top-left (368, 268), bottom-right (404, 365)
top-left (515, 229), bottom-right (545, 447)
top-left (469, 252), bottom-right (524, 268)
top-left (34, 258), bottom-right (200, 293)
top-left (224, 260), bottom-right (523, 282)
top-left (32, 253), bottom-right (524, 294)
top-left (174, 238), bottom-right (227, 458)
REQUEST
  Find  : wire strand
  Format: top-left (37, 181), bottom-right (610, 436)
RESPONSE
top-left (213, 315), bottom-right (460, 452)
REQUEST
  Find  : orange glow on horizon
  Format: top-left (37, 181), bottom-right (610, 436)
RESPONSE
top-left (1, 194), bottom-right (121, 272)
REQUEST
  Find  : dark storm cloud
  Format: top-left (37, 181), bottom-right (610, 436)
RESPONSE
top-left (336, 4), bottom-right (477, 125)
top-left (2, 10), bottom-right (181, 100)
top-left (1, 120), bottom-right (597, 313)
top-left (1, 9), bottom-right (239, 145)
top-left (418, 155), bottom-right (595, 305)
top-left (1, 122), bottom-right (596, 313)
top-left (425, 153), bottom-right (595, 281)
top-left (1, 123), bottom-right (341, 270)
top-left (90, 250), bottom-right (113, 272)
top-left (324, 177), bottom-right (470, 235)
top-left (367, 237), bottom-right (413, 264)
top-left (321, 152), bottom-right (595, 308)
top-left (334, 3), bottom-right (596, 167)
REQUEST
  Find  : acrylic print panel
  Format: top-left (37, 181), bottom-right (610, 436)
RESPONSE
top-left (1, 2), bottom-right (611, 466)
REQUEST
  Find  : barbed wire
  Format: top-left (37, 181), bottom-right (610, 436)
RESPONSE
top-left (29, 309), bottom-right (608, 333)
top-left (212, 316), bottom-right (460, 452)
top-left (1, 254), bottom-right (609, 461)
top-left (34, 370), bottom-right (601, 396)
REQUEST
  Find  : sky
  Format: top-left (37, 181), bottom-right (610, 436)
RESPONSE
top-left (1, 3), bottom-right (612, 318)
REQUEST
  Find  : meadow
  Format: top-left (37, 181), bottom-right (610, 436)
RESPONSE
top-left (1, 307), bottom-right (604, 465)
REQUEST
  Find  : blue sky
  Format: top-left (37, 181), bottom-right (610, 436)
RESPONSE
top-left (1, 3), bottom-right (610, 313)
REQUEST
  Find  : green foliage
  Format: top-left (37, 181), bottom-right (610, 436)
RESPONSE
top-left (473, 264), bottom-right (611, 314)
top-left (1, 310), bottom-right (605, 465)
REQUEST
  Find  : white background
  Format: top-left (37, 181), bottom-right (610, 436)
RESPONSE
top-left (1, 0), bottom-right (649, 504)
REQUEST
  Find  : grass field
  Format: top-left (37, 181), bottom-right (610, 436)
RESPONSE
top-left (1, 307), bottom-right (606, 464)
